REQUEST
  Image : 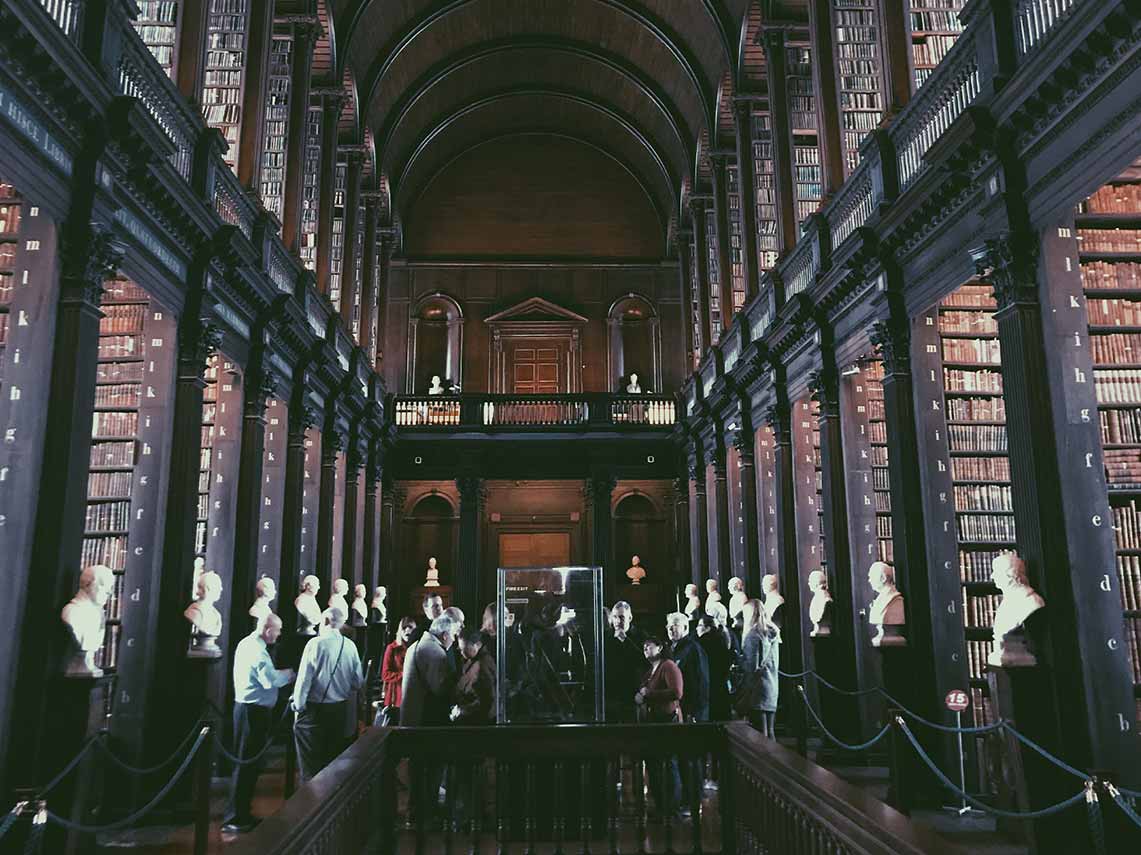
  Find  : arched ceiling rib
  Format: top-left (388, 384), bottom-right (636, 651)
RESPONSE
top-left (394, 94), bottom-right (675, 231)
top-left (381, 48), bottom-right (689, 190)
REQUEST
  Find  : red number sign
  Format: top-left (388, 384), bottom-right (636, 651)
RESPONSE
top-left (945, 690), bottom-right (969, 712)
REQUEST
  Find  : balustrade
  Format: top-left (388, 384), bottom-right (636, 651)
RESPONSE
top-left (390, 394), bottom-right (677, 430)
top-left (1015, 0), bottom-right (1079, 59)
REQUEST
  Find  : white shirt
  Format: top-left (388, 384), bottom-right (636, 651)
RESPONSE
top-left (292, 630), bottom-right (364, 712)
top-left (232, 632), bottom-right (293, 707)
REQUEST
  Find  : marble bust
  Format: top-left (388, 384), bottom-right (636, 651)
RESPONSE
top-left (988, 554), bottom-right (1046, 667)
top-left (704, 578), bottom-right (722, 615)
top-left (249, 576), bottom-right (276, 621)
top-left (428, 375), bottom-right (444, 395)
top-left (761, 574), bottom-right (785, 625)
top-left (424, 557), bottom-right (441, 587)
top-left (626, 555), bottom-right (646, 585)
top-left (351, 584), bottom-right (368, 627)
top-left (371, 586), bottom-right (387, 623)
top-left (808, 570), bottom-right (833, 637)
top-left (61, 564), bottom-right (115, 677)
top-left (683, 584), bottom-right (701, 618)
top-left (867, 562), bottom-right (906, 647)
top-left (295, 575), bottom-right (322, 636)
top-left (329, 578), bottom-right (349, 616)
top-left (727, 577), bottom-right (747, 623)
top-left (185, 570), bottom-right (223, 658)
top-left (626, 372), bottom-right (642, 394)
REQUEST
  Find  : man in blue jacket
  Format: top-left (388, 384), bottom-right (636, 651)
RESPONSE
top-left (666, 611), bottom-right (709, 722)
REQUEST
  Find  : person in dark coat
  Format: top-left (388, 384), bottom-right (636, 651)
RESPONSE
top-left (696, 615), bottom-right (733, 721)
top-left (604, 601), bottom-right (647, 722)
top-left (666, 612), bottom-right (709, 722)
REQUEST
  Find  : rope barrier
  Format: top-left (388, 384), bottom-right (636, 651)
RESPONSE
top-left (35, 735), bottom-right (103, 797)
top-left (1001, 724), bottom-right (1088, 781)
top-left (879, 690), bottom-right (1005, 735)
top-left (22, 803), bottom-right (45, 855)
top-left (896, 718), bottom-right (1088, 820)
top-left (1086, 781), bottom-right (1109, 855)
top-left (0, 802), bottom-right (24, 843)
top-left (807, 672), bottom-right (884, 698)
top-left (44, 728), bottom-right (210, 834)
top-left (1105, 783), bottom-right (1141, 830)
top-left (95, 718), bottom-right (204, 777)
top-left (777, 668), bottom-right (813, 679)
top-left (213, 704), bottom-right (294, 766)
top-left (797, 686), bottom-right (893, 752)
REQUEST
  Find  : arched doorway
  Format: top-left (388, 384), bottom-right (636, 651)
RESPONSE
top-left (608, 293), bottom-right (661, 392)
top-left (408, 293), bottom-right (464, 394)
top-left (401, 492), bottom-right (458, 612)
top-left (613, 491), bottom-right (668, 613)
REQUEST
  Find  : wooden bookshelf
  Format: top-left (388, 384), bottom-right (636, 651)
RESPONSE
top-left (750, 110), bottom-right (780, 272)
top-left (1081, 174), bottom-right (1141, 707)
top-left (793, 396), bottom-right (827, 577)
top-left (132, 0), bottom-right (180, 79)
top-left (755, 424), bottom-right (781, 578)
top-left (197, 354), bottom-right (219, 557)
top-left (785, 42), bottom-right (823, 230)
top-left (705, 209), bottom-right (723, 339)
top-left (328, 160), bottom-right (347, 312)
top-left (0, 185), bottom-right (18, 382)
top-left (726, 165), bottom-right (747, 311)
top-left (909, 1), bottom-right (966, 91)
top-left (832, 0), bottom-right (884, 175)
top-left (351, 199), bottom-right (365, 340)
top-left (259, 34), bottom-right (293, 222)
top-left (299, 103), bottom-right (323, 272)
top-left (300, 428), bottom-right (321, 573)
top-left (257, 397), bottom-right (289, 584)
top-left (201, 0), bottom-right (251, 173)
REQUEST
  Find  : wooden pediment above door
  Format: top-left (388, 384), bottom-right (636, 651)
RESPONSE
top-left (484, 297), bottom-right (589, 326)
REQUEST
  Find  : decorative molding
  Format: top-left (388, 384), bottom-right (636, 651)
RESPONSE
top-left (971, 233), bottom-right (1039, 310)
top-left (869, 318), bottom-right (910, 376)
top-left (61, 223), bottom-right (125, 305)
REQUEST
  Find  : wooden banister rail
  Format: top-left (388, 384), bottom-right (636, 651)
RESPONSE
top-left (231, 723), bottom-right (965, 855)
top-left (390, 393), bottom-right (677, 429)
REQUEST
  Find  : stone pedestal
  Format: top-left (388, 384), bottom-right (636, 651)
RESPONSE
top-left (166, 657), bottom-right (222, 817)
top-left (810, 633), bottom-right (860, 763)
top-left (876, 644), bottom-right (922, 813)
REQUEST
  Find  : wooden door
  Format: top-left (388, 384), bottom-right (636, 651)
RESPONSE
top-left (511, 343), bottom-right (563, 393)
top-left (498, 532), bottom-right (572, 568)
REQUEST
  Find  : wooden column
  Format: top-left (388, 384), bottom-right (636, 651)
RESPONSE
top-left (733, 419), bottom-right (763, 594)
top-left (732, 100), bottom-right (761, 302)
top-left (341, 440), bottom-right (363, 587)
top-left (675, 231), bottom-right (695, 367)
top-left (710, 155), bottom-right (737, 328)
top-left (806, 0), bottom-right (845, 196)
top-left (338, 150), bottom-right (364, 330)
top-left (278, 392), bottom-right (315, 638)
top-left (313, 89), bottom-right (345, 298)
top-left (672, 475), bottom-right (693, 591)
top-left (764, 389), bottom-right (805, 678)
top-left (361, 445), bottom-right (382, 592)
top-left (456, 475), bottom-right (485, 617)
top-left (876, 0), bottom-right (914, 117)
top-left (374, 231), bottom-right (394, 371)
top-left (710, 442), bottom-right (732, 582)
top-left (315, 415), bottom-right (344, 593)
top-left (236, 0), bottom-right (275, 190)
top-left (589, 473), bottom-right (617, 604)
top-left (688, 444), bottom-right (710, 585)
top-left (280, 19), bottom-right (319, 253)
top-left (359, 195), bottom-right (380, 357)
top-left (689, 200), bottom-right (714, 351)
top-left (760, 29), bottom-right (798, 255)
top-left (175, 0), bottom-right (209, 104)
top-left (379, 472), bottom-right (398, 589)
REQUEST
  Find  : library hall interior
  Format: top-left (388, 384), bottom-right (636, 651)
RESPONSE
top-left (1, 0), bottom-right (1141, 853)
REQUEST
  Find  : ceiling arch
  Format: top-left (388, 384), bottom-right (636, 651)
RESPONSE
top-left (380, 49), bottom-right (690, 191)
top-left (393, 93), bottom-right (676, 233)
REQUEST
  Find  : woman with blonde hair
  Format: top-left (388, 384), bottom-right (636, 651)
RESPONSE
top-left (736, 597), bottom-right (780, 737)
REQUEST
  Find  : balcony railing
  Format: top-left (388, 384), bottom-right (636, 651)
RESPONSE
top-left (391, 394), bottom-right (677, 430)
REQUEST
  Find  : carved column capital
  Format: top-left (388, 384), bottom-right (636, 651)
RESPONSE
top-left (807, 367), bottom-right (839, 417)
top-left (322, 424), bottom-right (346, 461)
top-left (763, 400), bottom-right (791, 437)
top-left (732, 429), bottom-right (754, 464)
top-left (181, 318), bottom-right (223, 374)
top-left (869, 317), bottom-right (911, 376)
top-left (61, 223), bottom-right (125, 305)
top-left (672, 476), bottom-right (688, 496)
top-left (971, 233), bottom-right (1039, 310)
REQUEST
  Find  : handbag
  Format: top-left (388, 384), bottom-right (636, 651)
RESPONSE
top-left (732, 634), bottom-right (765, 716)
top-left (374, 703), bottom-right (400, 727)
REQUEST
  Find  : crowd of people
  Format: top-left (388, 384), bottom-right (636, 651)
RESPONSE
top-left (222, 589), bottom-right (780, 832)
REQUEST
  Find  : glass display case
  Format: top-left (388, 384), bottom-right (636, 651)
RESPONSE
top-left (496, 566), bottom-right (605, 724)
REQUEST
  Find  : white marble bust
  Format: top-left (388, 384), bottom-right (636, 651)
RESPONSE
top-left (761, 574), bottom-right (785, 622)
top-left (329, 578), bottom-right (350, 615)
top-left (62, 564), bottom-right (115, 677)
top-left (704, 578), bottom-right (722, 615)
top-left (424, 557), bottom-right (441, 588)
top-left (371, 585), bottom-right (387, 622)
top-left (626, 372), bottom-right (642, 394)
top-left (868, 562), bottom-right (906, 647)
top-left (626, 555), bottom-right (646, 585)
top-left (185, 570), bottom-right (223, 658)
top-left (295, 575), bottom-right (322, 636)
top-left (683, 583), bottom-right (701, 617)
top-left (988, 554), bottom-right (1046, 667)
top-left (249, 576), bottom-right (276, 621)
top-left (351, 583), bottom-right (368, 626)
top-left (428, 375), bottom-right (444, 395)
top-left (727, 576), bottom-right (747, 622)
top-left (808, 570), bottom-right (833, 637)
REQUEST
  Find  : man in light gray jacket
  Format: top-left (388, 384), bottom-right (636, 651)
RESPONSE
top-left (401, 614), bottom-right (458, 726)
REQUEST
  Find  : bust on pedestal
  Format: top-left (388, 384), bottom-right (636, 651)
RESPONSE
top-left (61, 564), bottom-right (115, 677)
top-left (249, 577), bottom-right (276, 622)
top-left (185, 570), bottom-right (224, 658)
top-left (351, 584), bottom-right (369, 628)
top-left (704, 578), bottom-right (722, 615)
top-left (424, 557), bottom-right (441, 587)
top-left (761, 574), bottom-right (785, 628)
top-left (295, 575), bottom-right (322, 636)
top-left (626, 555), bottom-right (646, 585)
top-left (428, 375), bottom-right (444, 395)
top-left (987, 554), bottom-right (1045, 667)
top-left (867, 562), bottom-right (906, 647)
top-left (626, 373), bottom-right (642, 394)
top-left (727, 577), bottom-right (747, 625)
top-left (371, 586), bottom-right (388, 623)
top-left (683, 584), bottom-right (701, 620)
top-left (808, 570), bottom-right (833, 637)
top-left (328, 578), bottom-right (350, 616)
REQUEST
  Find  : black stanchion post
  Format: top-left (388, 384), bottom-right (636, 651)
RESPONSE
top-left (886, 712), bottom-right (910, 815)
top-left (193, 726), bottom-right (212, 855)
top-left (794, 683), bottom-right (808, 757)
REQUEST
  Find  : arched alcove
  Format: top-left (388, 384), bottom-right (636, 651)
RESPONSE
top-left (613, 491), bottom-right (666, 593)
top-left (608, 293), bottom-right (661, 392)
top-left (408, 293), bottom-right (464, 394)
top-left (402, 493), bottom-right (458, 593)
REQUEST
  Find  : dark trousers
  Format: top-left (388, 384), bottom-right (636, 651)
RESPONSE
top-left (647, 756), bottom-right (682, 813)
top-left (225, 703), bottom-right (273, 824)
top-left (294, 701), bottom-right (350, 781)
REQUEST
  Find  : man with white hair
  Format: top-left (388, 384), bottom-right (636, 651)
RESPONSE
top-left (401, 614), bottom-right (459, 727)
top-left (224, 613), bottom-right (295, 833)
top-left (604, 601), bottom-right (646, 722)
top-left (292, 606), bottom-right (364, 780)
top-left (666, 611), bottom-right (709, 722)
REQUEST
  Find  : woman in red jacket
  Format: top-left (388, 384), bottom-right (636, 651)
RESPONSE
top-left (381, 617), bottom-right (417, 713)
top-left (634, 635), bottom-right (683, 820)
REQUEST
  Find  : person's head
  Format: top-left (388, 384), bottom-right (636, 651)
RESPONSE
top-left (196, 571), bottom-right (223, 604)
top-left (423, 594), bottom-right (444, 620)
top-left (480, 603), bottom-right (497, 637)
top-left (868, 562), bottom-right (894, 593)
top-left (323, 606), bottom-right (347, 632)
top-left (458, 625), bottom-right (484, 660)
top-left (258, 612), bottom-right (283, 645)
top-left (505, 609), bottom-right (516, 629)
top-left (397, 616), bottom-right (416, 643)
top-left (255, 577), bottom-right (276, 600)
top-left (666, 611), bottom-right (689, 642)
top-left (643, 634), bottom-right (664, 661)
top-left (444, 606), bottom-right (465, 630)
top-left (707, 601), bottom-right (728, 629)
top-left (80, 565), bottom-right (115, 606)
top-left (741, 597), bottom-right (776, 639)
top-left (611, 601), bottom-right (633, 634)
top-left (429, 614), bottom-right (459, 649)
top-left (333, 578), bottom-right (348, 596)
top-left (808, 570), bottom-right (828, 594)
top-left (761, 574), bottom-right (778, 595)
top-left (302, 575), bottom-right (320, 595)
top-left (696, 616), bottom-right (717, 637)
top-left (991, 553), bottom-right (1027, 591)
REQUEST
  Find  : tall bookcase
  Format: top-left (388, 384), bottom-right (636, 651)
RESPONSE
top-left (909, 0), bottom-right (966, 91)
top-left (133, 1), bottom-right (181, 79)
top-left (201, 0), bottom-right (251, 173)
top-left (832, 0), bottom-right (884, 175)
top-left (726, 166), bottom-right (747, 312)
top-left (842, 356), bottom-right (894, 566)
top-left (0, 186), bottom-right (18, 380)
top-left (197, 355), bottom-right (219, 557)
top-left (937, 282), bottom-right (1012, 725)
top-left (785, 42), bottom-right (823, 230)
top-left (299, 104), bottom-right (323, 272)
top-left (755, 424), bottom-right (781, 579)
top-left (351, 200), bottom-right (365, 340)
top-left (257, 397), bottom-right (289, 584)
top-left (1077, 176), bottom-right (1141, 718)
top-left (751, 110), bottom-right (780, 271)
top-left (328, 161), bottom-right (347, 311)
top-left (689, 245), bottom-right (702, 367)
top-left (300, 428), bottom-right (321, 573)
top-left (793, 396), bottom-right (827, 577)
top-left (705, 209), bottom-right (722, 340)
top-left (260, 34), bottom-right (293, 222)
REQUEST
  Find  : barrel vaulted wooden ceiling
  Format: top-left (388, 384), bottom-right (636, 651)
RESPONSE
top-left (316, 0), bottom-right (807, 252)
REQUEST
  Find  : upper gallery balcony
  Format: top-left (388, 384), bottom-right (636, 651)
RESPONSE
top-left (389, 393), bottom-right (678, 433)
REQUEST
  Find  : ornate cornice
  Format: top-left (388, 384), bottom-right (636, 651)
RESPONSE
top-left (869, 318), bottom-right (911, 377)
top-left (971, 232), bottom-right (1039, 310)
top-left (61, 223), bottom-right (125, 305)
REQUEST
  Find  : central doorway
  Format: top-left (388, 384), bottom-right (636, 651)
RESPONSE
top-left (498, 532), bottom-right (572, 568)
top-left (511, 343), bottom-right (563, 393)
